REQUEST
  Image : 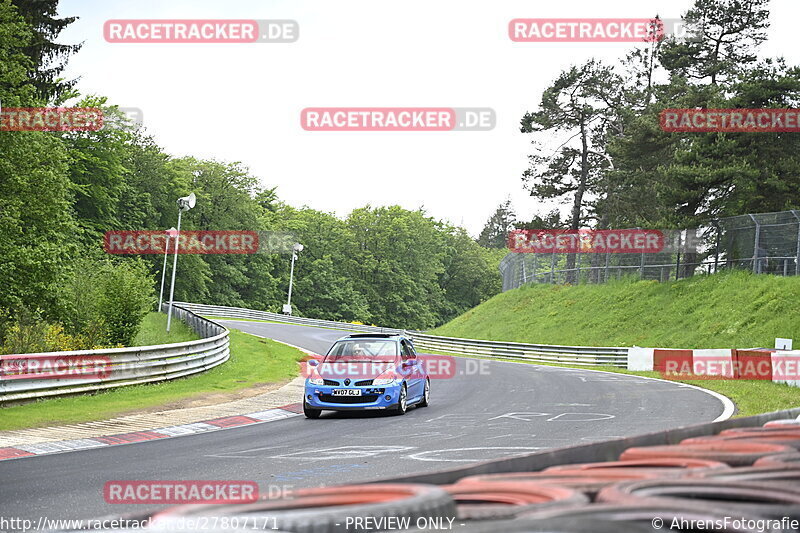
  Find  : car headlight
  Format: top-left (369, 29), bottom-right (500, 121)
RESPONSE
top-left (308, 377), bottom-right (324, 385)
top-left (373, 372), bottom-right (398, 386)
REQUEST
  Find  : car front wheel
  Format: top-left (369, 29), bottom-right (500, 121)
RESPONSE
top-left (418, 378), bottom-right (430, 407)
top-left (304, 402), bottom-right (321, 419)
top-left (393, 383), bottom-right (408, 415)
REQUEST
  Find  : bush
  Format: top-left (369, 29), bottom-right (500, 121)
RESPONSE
top-left (96, 259), bottom-right (154, 345)
top-left (0, 308), bottom-right (89, 354)
top-left (58, 257), bottom-right (154, 347)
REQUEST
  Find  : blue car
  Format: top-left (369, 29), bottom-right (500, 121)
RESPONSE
top-left (303, 333), bottom-right (430, 418)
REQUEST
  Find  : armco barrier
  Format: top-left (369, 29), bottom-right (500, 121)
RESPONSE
top-left (175, 302), bottom-right (629, 366)
top-left (408, 333), bottom-right (628, 367)
top-left (173, 302), bottom-right (403, 334)
top-left (0, 305), bottom-right (229, 403)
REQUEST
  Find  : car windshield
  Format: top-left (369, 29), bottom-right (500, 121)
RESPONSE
top-left (324, 340), bottom-right (399, 362)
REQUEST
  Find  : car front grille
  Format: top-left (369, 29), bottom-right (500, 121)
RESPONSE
top-left (355, 379), bottom-right (373, 386)
top-left (319, 394), bottom-right (381, 404)
top-left (323, 379), bottom-right (339, 386)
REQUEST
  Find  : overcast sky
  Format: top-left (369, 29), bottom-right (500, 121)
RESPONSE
top-left (58, 0), bottom-right (800, 235)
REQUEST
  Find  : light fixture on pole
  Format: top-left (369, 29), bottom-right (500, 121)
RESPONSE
top-left (166, 192), bottom-right (196, 332)
top-left (283, 242), bottom-right (304, 315)
top-left (158, 226), bottom-right (178, 312)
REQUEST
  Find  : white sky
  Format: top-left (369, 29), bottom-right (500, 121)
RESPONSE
top-left (58, 0), bottom-right (800, 235)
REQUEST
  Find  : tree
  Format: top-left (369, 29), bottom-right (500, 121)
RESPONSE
top-left (521, 59), bottom-right (621, 281)
top-left (659, 0), bottom-right (770, 87)
top-left (10, 0), bottom-right (82, 102)
top-left (478, 200), bottom-right (516, 248)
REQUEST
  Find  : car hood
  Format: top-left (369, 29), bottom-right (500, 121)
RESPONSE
top-left (317, 360), bottom-right (399, 380)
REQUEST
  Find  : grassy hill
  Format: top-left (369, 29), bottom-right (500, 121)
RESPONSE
top-left (432, 271), bottom-right (800, 349)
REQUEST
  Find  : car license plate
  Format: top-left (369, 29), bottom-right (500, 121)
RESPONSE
top-left (332, 389), bottom-right (361, 396)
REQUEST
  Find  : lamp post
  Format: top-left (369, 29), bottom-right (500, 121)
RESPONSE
top-left (283, 243), bottom-right (304, 315)
top-left (158, 227), bottom-right (178, 312)
top-left (167, 193), bottom-right (196, 332)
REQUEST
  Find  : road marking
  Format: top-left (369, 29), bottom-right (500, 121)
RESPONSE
top-left (408, 447), bottom-right (542, 462)
top-left (271, 445), bottom-right (416, 460)
top-left (546, 413), bottom-right (616, 422)
top-left (487, 412), bottom-right (549, 421)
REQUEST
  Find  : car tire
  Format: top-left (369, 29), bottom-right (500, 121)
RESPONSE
top-left (393, 383), bottom-right (408, 415)
top-left (418, 378), bottom-right (430, 407)
top-left (303, 402), bottom-right (321, 419)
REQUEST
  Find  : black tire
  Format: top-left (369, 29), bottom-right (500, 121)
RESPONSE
top-left (393, 383), bottom-right (408, 415)
top-left (303, 402), bottom-right (321, 419)
top-left (151, 483), bottom-right (456, 533)
top-left (451, 517), bottom-right (653, 533)
top-left (418, 378), bottom-right (430, 407)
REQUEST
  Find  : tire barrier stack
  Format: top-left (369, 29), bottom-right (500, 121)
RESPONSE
top-left (0, 305), bottom-right (229, 403)
top-left (53, 408), bottom-right (800, 533)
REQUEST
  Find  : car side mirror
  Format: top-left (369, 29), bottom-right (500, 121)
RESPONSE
top-left (308, 359), bottom-right (319, 367)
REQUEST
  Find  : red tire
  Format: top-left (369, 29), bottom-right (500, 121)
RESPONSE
top-left (544, 458), bottom-right (729, 474)
top-left (456, 470), bottom-right (661, 497)
top-left (619, 441), bottom-right (793, 466)
top-left (442, 481), bottom-right (588, 520)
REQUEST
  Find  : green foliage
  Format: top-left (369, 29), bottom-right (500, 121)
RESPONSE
top-left (9, 0), bottom-right (82, 102)
top-left (434, 271), bottom-right (800, 350)
top-left (95, 259), bottom-right (155, 345)
top-left (56, 257), bottom-right (154, 348)
top-left (1, 308), bottom-right (89, 354)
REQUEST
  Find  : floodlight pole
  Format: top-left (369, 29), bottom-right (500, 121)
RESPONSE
top-left (166, 192), bottom-right (195, 331)
top-left (158, 235), bottom-right (171, 312)
top-left (158, 227), bottom-right (178, 312)
top-left (166, 209), bottom-right (183, 332)
top-left (284, 243), bottom-right (303, 315)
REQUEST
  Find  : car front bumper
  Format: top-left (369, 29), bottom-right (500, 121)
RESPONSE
top-left (304, 382), bottom-right (401, 410)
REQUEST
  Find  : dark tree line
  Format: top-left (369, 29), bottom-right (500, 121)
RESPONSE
top-left (0, 0), bottom-right (501, 350)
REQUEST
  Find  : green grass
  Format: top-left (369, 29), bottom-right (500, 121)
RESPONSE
top-left (0, 328), bottom-right (305, 431)
top-left (434, 271), bottom-right (800, 349)
top-left (430, 271), bottom-right (800, 416)
top-left (133, 312), bottom-right (200, 346)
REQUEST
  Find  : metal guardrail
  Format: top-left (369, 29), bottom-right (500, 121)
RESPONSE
top-left (174, 302), bottom-right (404, 334)
top-left (409, 332), bottom-right (628, 367)
top-left (0, 305), bottom-right (229, 403)
top-left (177, 302), bottom-right (628, 367)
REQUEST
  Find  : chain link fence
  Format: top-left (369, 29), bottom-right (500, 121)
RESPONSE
top-left (500, 210), bottom-right (800, 291)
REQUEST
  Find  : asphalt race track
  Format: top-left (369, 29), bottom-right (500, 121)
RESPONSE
top-left (0, 320), bottom-right (728, 522)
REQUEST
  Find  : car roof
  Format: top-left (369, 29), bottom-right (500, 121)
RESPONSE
top-left (337, 333), bottom-right (404, 340)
